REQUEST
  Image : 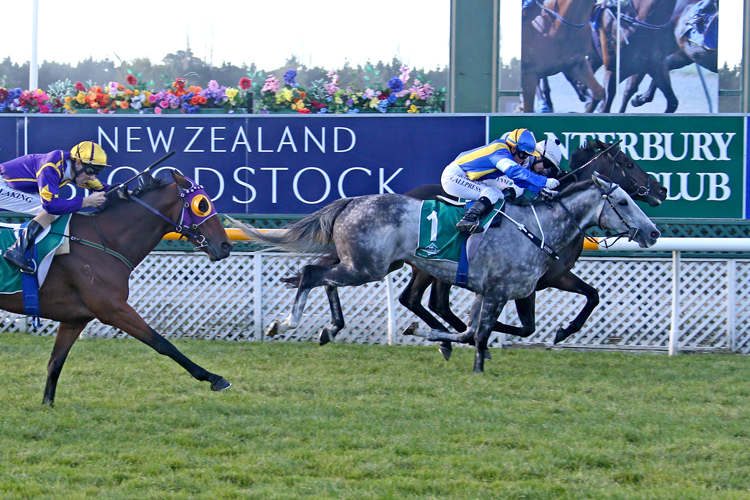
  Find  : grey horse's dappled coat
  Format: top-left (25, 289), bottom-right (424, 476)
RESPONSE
top-left (236, 175), bottom-right (659, 373)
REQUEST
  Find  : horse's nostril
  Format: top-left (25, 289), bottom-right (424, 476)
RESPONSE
top-left (221, 242), bottom-right (233, 251)
top-left (651, 231), bottom-right (660, 239)
top-left (659, 187), bottom-right (667, 196)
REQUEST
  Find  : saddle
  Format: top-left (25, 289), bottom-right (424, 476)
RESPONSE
top-left (0, 215), bottom-right (71, 294)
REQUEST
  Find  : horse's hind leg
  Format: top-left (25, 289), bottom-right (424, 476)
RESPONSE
top-left (43, 321), bottom-right (88, 406)
top-left (398, 269), bottom-right (454, 360)
top-left (319, 285), bottom-right (344, 345)
top-left (491, 293), bottom-right (536, 338)
top-left (552, 272), bottom-right (600, 344)
top-left (98, 302), bottom-right (230, 392)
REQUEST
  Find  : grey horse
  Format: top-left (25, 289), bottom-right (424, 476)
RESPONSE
top-left (234, 174), bottom-right (660, 374)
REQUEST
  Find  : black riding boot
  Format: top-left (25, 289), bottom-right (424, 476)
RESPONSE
top-left (456, 196), bottom-right (493, 234)
top-left (4, 220), bottom-right (45, 273)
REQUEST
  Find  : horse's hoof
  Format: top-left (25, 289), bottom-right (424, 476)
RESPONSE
top-left (402, 322), bottom-right (418, 336)
top-left (473, 366), bottom-right (484, 375)
top-left (554, 328), bottom-right (568, 344)
top-left (211, 377), bottom-right (232, 392)
top-left (266, 320), bottom-right (280, 337)
top-left (319, 328), bottom-right (332, 346)
top-left (439, 345), bottom-right (452, 361)
top-left (631, 95), bottom-right (645, 108)
top-left (484, 349), bottom-right (492, 361)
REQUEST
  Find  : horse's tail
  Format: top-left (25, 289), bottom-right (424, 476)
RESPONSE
top-left (229, 197), bottom-right (355, 254)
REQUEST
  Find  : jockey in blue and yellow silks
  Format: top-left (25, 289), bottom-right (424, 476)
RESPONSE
top-left (0, 141), bottom-right (110, 273)
top-left (441, 128), bottom-right (560, 233)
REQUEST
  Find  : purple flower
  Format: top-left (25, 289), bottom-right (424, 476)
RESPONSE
top-left (284, 69), bottom-right (298, 87)
top-left (387, 76), bottom-right (403, 93)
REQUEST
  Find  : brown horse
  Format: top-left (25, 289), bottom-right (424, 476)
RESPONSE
top-left (4, 170), bottom-right (233, 405)
top-left (593, 0), bottom-right (679, 112)
top-left (629, 0), bottom-right (718, 109)
top-left (522, 0), bottom-right (605, 112)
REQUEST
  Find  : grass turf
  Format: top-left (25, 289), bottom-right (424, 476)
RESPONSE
top-left (1, 332), bottom-right (749, 499)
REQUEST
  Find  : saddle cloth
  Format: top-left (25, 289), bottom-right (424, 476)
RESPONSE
top-left (0, 214), bottom-right (71, 294)
top-left (415, 200), bottom-right (499, 262)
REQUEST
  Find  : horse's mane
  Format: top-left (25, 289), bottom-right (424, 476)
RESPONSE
top-left (508, 176), bottom-right (600, 207)
top-left (98, 175), bottom-right (172, 212)
top-left (568, 140), bottom-right (602, 171)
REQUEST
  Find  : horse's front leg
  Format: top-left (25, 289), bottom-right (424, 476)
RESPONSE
top-left (43, 321), bottom-right (89, 406)
top-left (473, 294), bottom-right (507, 374)
top-left (98, 302), bottom-right (230, 392)
top-left (319, 285), bottom-right (344, 345)
top-left (552, 271), bottom-right (600, 344)
top-left (619, 74), bottom-right (646, 113)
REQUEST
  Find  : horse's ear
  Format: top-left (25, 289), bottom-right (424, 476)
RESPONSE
top-left (171, 169), bottom-right (191, 189)
top-left (592, 172), bottom-right (609, 190)
top-left (595, 138), bottom-right (606, 149)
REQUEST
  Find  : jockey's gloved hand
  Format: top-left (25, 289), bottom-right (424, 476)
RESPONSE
top-left (545, 178), bottom-right (560, 190)
top-left (540, 188), bottom-right (559, 199)
top-left (104, 185), bottom-right (129, 203)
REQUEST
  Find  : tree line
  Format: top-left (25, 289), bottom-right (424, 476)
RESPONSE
top-left (0, 48), bottom-right (449, 92)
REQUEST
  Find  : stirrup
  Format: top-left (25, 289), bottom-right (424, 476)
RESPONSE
top-left (456, 219), bottom-right (484, 234)
top-left (4, 252), bottom-right (36, 274)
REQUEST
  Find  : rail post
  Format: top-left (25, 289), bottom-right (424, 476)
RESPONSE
top-left (254, 253), bottom-right (264, 341)
top-left (728, 259), bottom-right (737, 352)
top-left (669, 251), bottom-right (681, 355)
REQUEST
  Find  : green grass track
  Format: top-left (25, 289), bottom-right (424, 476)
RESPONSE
top-left (1, 333), bottom-right (749, 499)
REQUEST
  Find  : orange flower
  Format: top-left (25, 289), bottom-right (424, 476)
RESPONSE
top-left (124, 89), bottom-right (133, 95)
top-left (117, 83), bottom-right (125, 91)
top-left (197, 95), bottom-right (207, 105)
top-left (188, 86), bottom-right (203, 93)
top-left (120, 101), bottom-right (130, 109)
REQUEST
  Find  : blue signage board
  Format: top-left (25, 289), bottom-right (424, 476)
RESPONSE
top-left (20, 115), bottom-right (486, 215)
top-left (0, 117), bottom-right (22, 163)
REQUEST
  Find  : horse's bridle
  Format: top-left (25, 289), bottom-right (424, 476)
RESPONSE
top-left (602, 146), bottom-right (653, 199)
top-left (555, 178), bottom-right (641, 248)
top-left (559, 140), bottom-right (653, 200)
top-left (130, 177), bottom-right (217, 251)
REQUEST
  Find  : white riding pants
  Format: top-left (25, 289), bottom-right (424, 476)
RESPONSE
top-left (0, 178), bottom-right (46, 215)
top-left (441, 162), bottom-right (518, 204)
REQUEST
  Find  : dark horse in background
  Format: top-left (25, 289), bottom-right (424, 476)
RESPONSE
top-left (5, 170), bottom-right (233, 405)
top-left (629, 0), bottom-right (718, 109)
top-left (522, 0), bottom-right (605, 112)
top-left (591, 0), bottom-right (679, 112)
top-left (281, 141), bottom-right (667, 358)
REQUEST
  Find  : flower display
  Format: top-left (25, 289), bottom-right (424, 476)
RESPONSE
top-left (256, 66), bottom-right (444, 114)
top-left (0, 66), bottom-right (444, 114)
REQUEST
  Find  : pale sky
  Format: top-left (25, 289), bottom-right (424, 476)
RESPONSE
top-left (1, 0), bottom-right (743, 79)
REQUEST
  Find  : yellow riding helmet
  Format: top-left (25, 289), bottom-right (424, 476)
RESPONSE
top-left (70, 141), bottom-right (110, 171)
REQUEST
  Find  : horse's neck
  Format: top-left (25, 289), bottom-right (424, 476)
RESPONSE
top-left (82, 188), bottom-right (180, 267)
top-left (509, 189), bottom-right (601, 251)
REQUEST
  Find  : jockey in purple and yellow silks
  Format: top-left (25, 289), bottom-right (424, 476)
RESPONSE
top-left (0, 141), bottom-right (110, 273)
top-left (441, 128), bottom-right (560, 234)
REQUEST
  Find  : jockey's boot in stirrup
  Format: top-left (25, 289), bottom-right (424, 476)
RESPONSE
top-left (456, 196), bottom-right (493, 234)
top-left (4, 220), bottom-right (44, 274)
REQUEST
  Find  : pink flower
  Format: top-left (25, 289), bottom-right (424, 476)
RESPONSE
top-left (399, 65), bottom-right (411, 84)
top-left (261, 76), bottom-right (280, 93)
top-left (208, 80), bottom-right (220, 92)
top-left (154, 107), bottom-right (162, 115)
top-left (39, 104), bottom-right (51, 113)
top-left (148, 93), bottom-right (158, 104)
top-left (159, 100), bottom-right (169, 108)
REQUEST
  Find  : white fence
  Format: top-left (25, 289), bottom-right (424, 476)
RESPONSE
top-left (8, 251), bottom-right (750, 355)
